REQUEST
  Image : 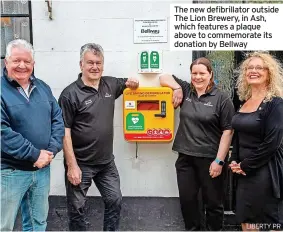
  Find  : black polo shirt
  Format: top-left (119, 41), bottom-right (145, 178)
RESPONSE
top-left (58, 74), bottom-right (127, 165)
top-left (172, 75), bottom-right (235, 158)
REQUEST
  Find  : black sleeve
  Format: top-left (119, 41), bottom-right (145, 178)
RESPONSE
top-left (172, 74), bottom-right (190, 105)
top-left (240, 100), bottom-right (283, 173)
top-left (220, 97), bottom-right (235, 131)
top-left (172, 74), bottom-right (190, 93)
top-left (114, 78), bottom-right (127, 99)
top-left (229, 132), bottom-right (239, 163)
top-left (58, 95), bottom-right (77, 128)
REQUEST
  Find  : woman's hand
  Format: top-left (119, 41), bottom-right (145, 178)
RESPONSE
top-left (172, 88), bottom-right (183, 108)
top-left (229, 161), bottom-right (246, 176)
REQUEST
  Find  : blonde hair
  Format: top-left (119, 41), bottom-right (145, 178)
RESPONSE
top-left (236, 52), bottom-right (283, 102)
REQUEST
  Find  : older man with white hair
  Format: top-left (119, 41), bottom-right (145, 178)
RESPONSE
top-left (1, 39), bottom-right (64, 231)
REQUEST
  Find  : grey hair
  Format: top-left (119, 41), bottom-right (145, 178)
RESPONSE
top-left (5, 39), bottom-right (34, 59)
top-left (80, 43), bottom-right (104, 62)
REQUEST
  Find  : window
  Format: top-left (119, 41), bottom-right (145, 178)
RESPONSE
top-left (1, 0), bottom-right (32, 69)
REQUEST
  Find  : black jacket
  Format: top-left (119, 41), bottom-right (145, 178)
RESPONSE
top-left (230, 97), bottom-right (283, 199)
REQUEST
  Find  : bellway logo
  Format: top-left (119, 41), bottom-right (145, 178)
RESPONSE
top-left (141, 29), bottom-right (160, 34)
top-left (105, 93), bottom-right (112, 98)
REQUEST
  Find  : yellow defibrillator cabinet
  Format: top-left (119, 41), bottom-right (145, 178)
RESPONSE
top-left (123, 87), bottom-right (174, 142)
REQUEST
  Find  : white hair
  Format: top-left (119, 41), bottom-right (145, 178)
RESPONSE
top-left (5, 39), bottom-right (34, 59)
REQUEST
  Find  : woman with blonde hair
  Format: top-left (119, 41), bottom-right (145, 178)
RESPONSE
top-left (230, 52), bottom-right (283, 231)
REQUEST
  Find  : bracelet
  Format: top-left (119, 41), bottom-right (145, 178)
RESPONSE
top-left (215, 157), bottom-right (225, 166)
top-left (173, 87), bottom-right (181, 91)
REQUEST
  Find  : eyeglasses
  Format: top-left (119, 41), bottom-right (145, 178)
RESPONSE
top-left (246, 66), bottom-right (267, 72)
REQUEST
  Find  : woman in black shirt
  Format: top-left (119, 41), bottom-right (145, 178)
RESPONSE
top-left (230, 52), bottom-right (283, 231)
top-left (159, 57), bottom-right (235, 230)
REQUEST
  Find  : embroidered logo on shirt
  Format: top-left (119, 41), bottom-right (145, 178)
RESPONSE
top-left (85, 99), bottom-right (92, 105)
top-left (105, 93), bottom-right (112, 98)
top-left (204, 102), bottom-right (213, 107)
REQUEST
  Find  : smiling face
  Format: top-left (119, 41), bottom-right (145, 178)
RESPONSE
top-left (80, 51), bottom-right (104, 82)
top-left (191, 64), bottom-right (212, 92)
top-left (245, 57), bottom-right (269, 87)
top-left (4, 47), bottom-right (34, 82)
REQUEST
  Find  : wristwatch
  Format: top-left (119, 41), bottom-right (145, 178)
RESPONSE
top-left (215, 157), bottom-right (225, 166)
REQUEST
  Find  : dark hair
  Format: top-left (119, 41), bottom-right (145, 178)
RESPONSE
top-left (190, 57), bottom-right (214, 92)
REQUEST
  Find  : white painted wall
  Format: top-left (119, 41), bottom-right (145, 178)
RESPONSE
top-left (31, 0), bottom-right (193, 196)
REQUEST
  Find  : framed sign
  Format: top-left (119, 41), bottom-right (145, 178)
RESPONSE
top-left (134, 19), bottom-right (168, 44)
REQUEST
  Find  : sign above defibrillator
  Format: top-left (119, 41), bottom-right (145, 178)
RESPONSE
top-left (133, 18), bottom-right (167, 44)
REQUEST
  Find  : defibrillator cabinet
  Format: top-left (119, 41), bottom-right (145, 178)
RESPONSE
top-left (123, 87), bottom-right (174, 142)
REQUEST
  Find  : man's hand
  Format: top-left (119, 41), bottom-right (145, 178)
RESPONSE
top-left (67, 164), bottom-right (82, 186)
top-left (172, 88), bottom-right (183, 108)
top-left (126, 77), bottom-right (139, 90)
top-left (229, 161), bottom-right (246, 176)
top-left (34, 150), bottom-right (54, 168)
top-left (209, 161), bottom-right (223, 178)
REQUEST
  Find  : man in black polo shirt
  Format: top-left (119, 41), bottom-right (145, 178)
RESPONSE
top-left (58, 43), bottom-right (139, 231)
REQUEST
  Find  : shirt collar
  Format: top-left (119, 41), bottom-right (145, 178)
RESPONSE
top-left (191, 85), bottom-right (218, 96)
top-left (206, 85), bottom-right (218, 96)
top-left (76, 73), bottom-right (103, 90)
top-left (76, 73), bottom-right (85, 89)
